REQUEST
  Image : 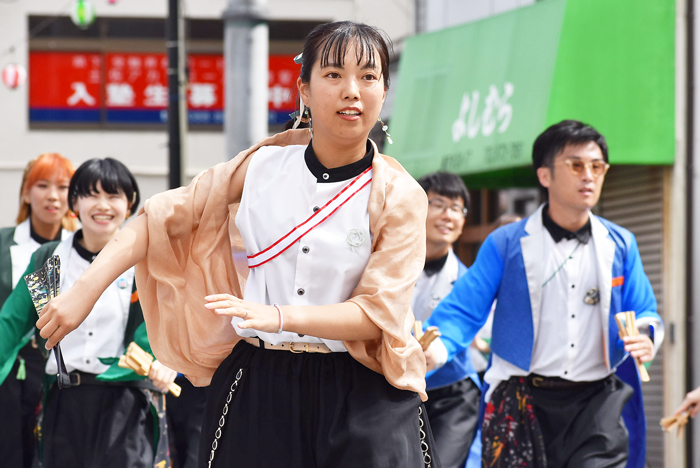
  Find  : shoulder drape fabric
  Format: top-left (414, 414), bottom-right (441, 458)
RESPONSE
top-left (135, 129), bottom-right (429, 400)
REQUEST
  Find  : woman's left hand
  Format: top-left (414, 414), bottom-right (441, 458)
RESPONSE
top-left (205, 294), bottom-right (281, 334)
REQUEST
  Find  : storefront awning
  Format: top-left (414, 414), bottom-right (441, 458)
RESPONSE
top-left (385, 0), bottom-right (675, 187)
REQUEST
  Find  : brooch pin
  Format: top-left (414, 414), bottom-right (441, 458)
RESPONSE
top-left (584, 288), bottom-right (600, 305)
top-left (347, 228), bottom-right (365, 252)
top-left (117, 278), bottom-right (128, 290)
top-left (429, 294), bottom-right (442, 310)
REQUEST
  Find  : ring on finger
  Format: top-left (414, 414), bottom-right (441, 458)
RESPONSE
top-left (243, 310), bottom-right (248, 319)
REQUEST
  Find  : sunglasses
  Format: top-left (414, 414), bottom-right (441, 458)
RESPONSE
top-left (555, 158), bottom-right (610, 178)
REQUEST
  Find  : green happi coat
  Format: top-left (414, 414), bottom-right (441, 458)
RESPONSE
top-left (0, 237), bottom-right (152, 387)
top-left (0, 221), bottom-right (71, 384)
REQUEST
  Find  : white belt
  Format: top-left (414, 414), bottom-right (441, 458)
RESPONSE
top-left (242, 336), bottom-right (332, 354)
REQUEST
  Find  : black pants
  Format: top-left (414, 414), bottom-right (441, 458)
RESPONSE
top-left (529, 375), bottom-right (633, 468)
top-left (168, 375), bottom-right (208, 468)
top-left (0, 343), bottom-right (45, 468)
top-left (43, 383), bottom-right (155, 468)
top-left (199, 341), bottom-right (440, 468)
top-left (424, 377), bottom-right (480, 468)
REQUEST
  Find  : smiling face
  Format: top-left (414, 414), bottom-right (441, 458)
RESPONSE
top-left (73, 181), bottom-right (130, 240)
top-left (24, 176), bottom-right (70, 228)
top-left (298, 40), bottom-right (386, 146)
top-left (425, 191), bottom-right (466, 250)
top-left (537, 141), bottom-right (607, 212)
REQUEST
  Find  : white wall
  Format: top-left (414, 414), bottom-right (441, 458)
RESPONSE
top-left (423, 0), bottom-right (535, 32)
top-left (0, 0), bottom-right (413, 226)
top-left (267, 0), bottom-right (414, 46)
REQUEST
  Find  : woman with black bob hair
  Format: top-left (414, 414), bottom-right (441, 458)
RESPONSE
top-left (69, 157), bottom-right (140, 219)
top-left (0, 157), bottom-right (177, 468)
top-left (37, 22), bottom-right (439, 468)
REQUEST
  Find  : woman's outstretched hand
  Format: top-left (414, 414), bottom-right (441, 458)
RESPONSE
top-left (205, 294), bottom-right (281, 334)
top-left (37, 285), bottom-right (98, 349)
top-left (36, 216), bottom-right (151, 350)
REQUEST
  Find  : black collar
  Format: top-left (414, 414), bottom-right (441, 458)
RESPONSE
top-left (424, 253), bottom-right (448, 277)
top-left (542, 206), bottom-right (591, 244)
top-left (72, 230), bottom-right (100, 263)
top-left (30, 221), bottom-right (61, 245)
top-left (304, 140), bottom-right (374, 183)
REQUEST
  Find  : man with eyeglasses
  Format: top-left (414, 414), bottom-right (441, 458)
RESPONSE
top-left (424, 120), bottom-right (663, 468)
top-left (411, 172), bottom-right (481, 468)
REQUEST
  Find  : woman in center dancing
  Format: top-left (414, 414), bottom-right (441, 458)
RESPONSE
top-left (36, 21), bottom-right (438, 468)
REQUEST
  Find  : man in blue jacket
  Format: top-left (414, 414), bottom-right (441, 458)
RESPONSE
top-left (425, 120), bottom-right (663, 468)
top-left (412, 172), bottom-right (480, 468)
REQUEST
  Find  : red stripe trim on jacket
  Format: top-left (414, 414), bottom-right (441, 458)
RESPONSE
top-left (247, 167), bottom-right (371, 261)
top-left (248, 178), bottom-right (372, 269)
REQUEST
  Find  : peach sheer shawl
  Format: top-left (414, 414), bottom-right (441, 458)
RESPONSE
top-left (135, 129), bottom-right (429, 400)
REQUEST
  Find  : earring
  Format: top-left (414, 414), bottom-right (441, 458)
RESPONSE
top-left (293, 101), bottom-right (312, 136)
top-left (378, 117), bottom-right (393, 144)
top-left (306, 107), bottom-right (313, 137)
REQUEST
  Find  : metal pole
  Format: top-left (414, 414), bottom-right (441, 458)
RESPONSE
top-left (686, 0), bottom-right (700, 462)
top-left (222, 0), bottom-right (269, 159)
top-left (415, 0), bottom-right (424, 34)
top-left (167, 0), bottom-right (185, 189)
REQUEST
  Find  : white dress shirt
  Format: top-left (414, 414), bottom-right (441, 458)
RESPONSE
top-left (10, 219), bottom-right (70, 289)
top-left (484, 227), bottom-right (610, 400)
top-left (412, 250), bottom-right (461, 370)
top-left (45, 233), bottom-right (134, 375)
top-left (234, 144), bottom-right (373, 351)
top-left (411, 250), bottom-right (461, 323)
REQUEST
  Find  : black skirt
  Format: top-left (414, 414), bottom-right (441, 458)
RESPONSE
top-left (199, 340), bottom-right (440, 468)
top-left (42, 383), bottom-right (155, 468)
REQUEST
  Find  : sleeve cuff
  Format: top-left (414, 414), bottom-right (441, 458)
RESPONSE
top-left (429, 337), bottom-right (448, 371)
top-left (636, 316), bottom-right (664, 359)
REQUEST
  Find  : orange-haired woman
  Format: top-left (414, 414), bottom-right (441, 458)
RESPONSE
top-left (0, 153), bottom-right (76, 468)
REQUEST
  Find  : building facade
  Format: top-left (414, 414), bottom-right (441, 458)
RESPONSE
top-left (398, 1), bottom-right (688, 467)
top-left (0, 0), bottom-right (414, 225)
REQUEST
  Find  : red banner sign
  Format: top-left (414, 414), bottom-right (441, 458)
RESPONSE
top-left (105, 53), bottom-right (166, 109)
top-left (104, 53), bottom-right (226, 110)
top-left (29, 51), bottom-right (300, 125)
top-left (188, 54), bottom-right (225, 109)
top-left (268, 55), bottom-right (299, 111)
top-left (30, 52), bottom-right (102, 109)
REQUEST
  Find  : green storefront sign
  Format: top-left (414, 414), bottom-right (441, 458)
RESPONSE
top-left (386, 0), bottom-right (675, 187)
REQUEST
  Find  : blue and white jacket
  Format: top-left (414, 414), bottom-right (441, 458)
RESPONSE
top-left (426, 206), bottom-right (663, 468)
